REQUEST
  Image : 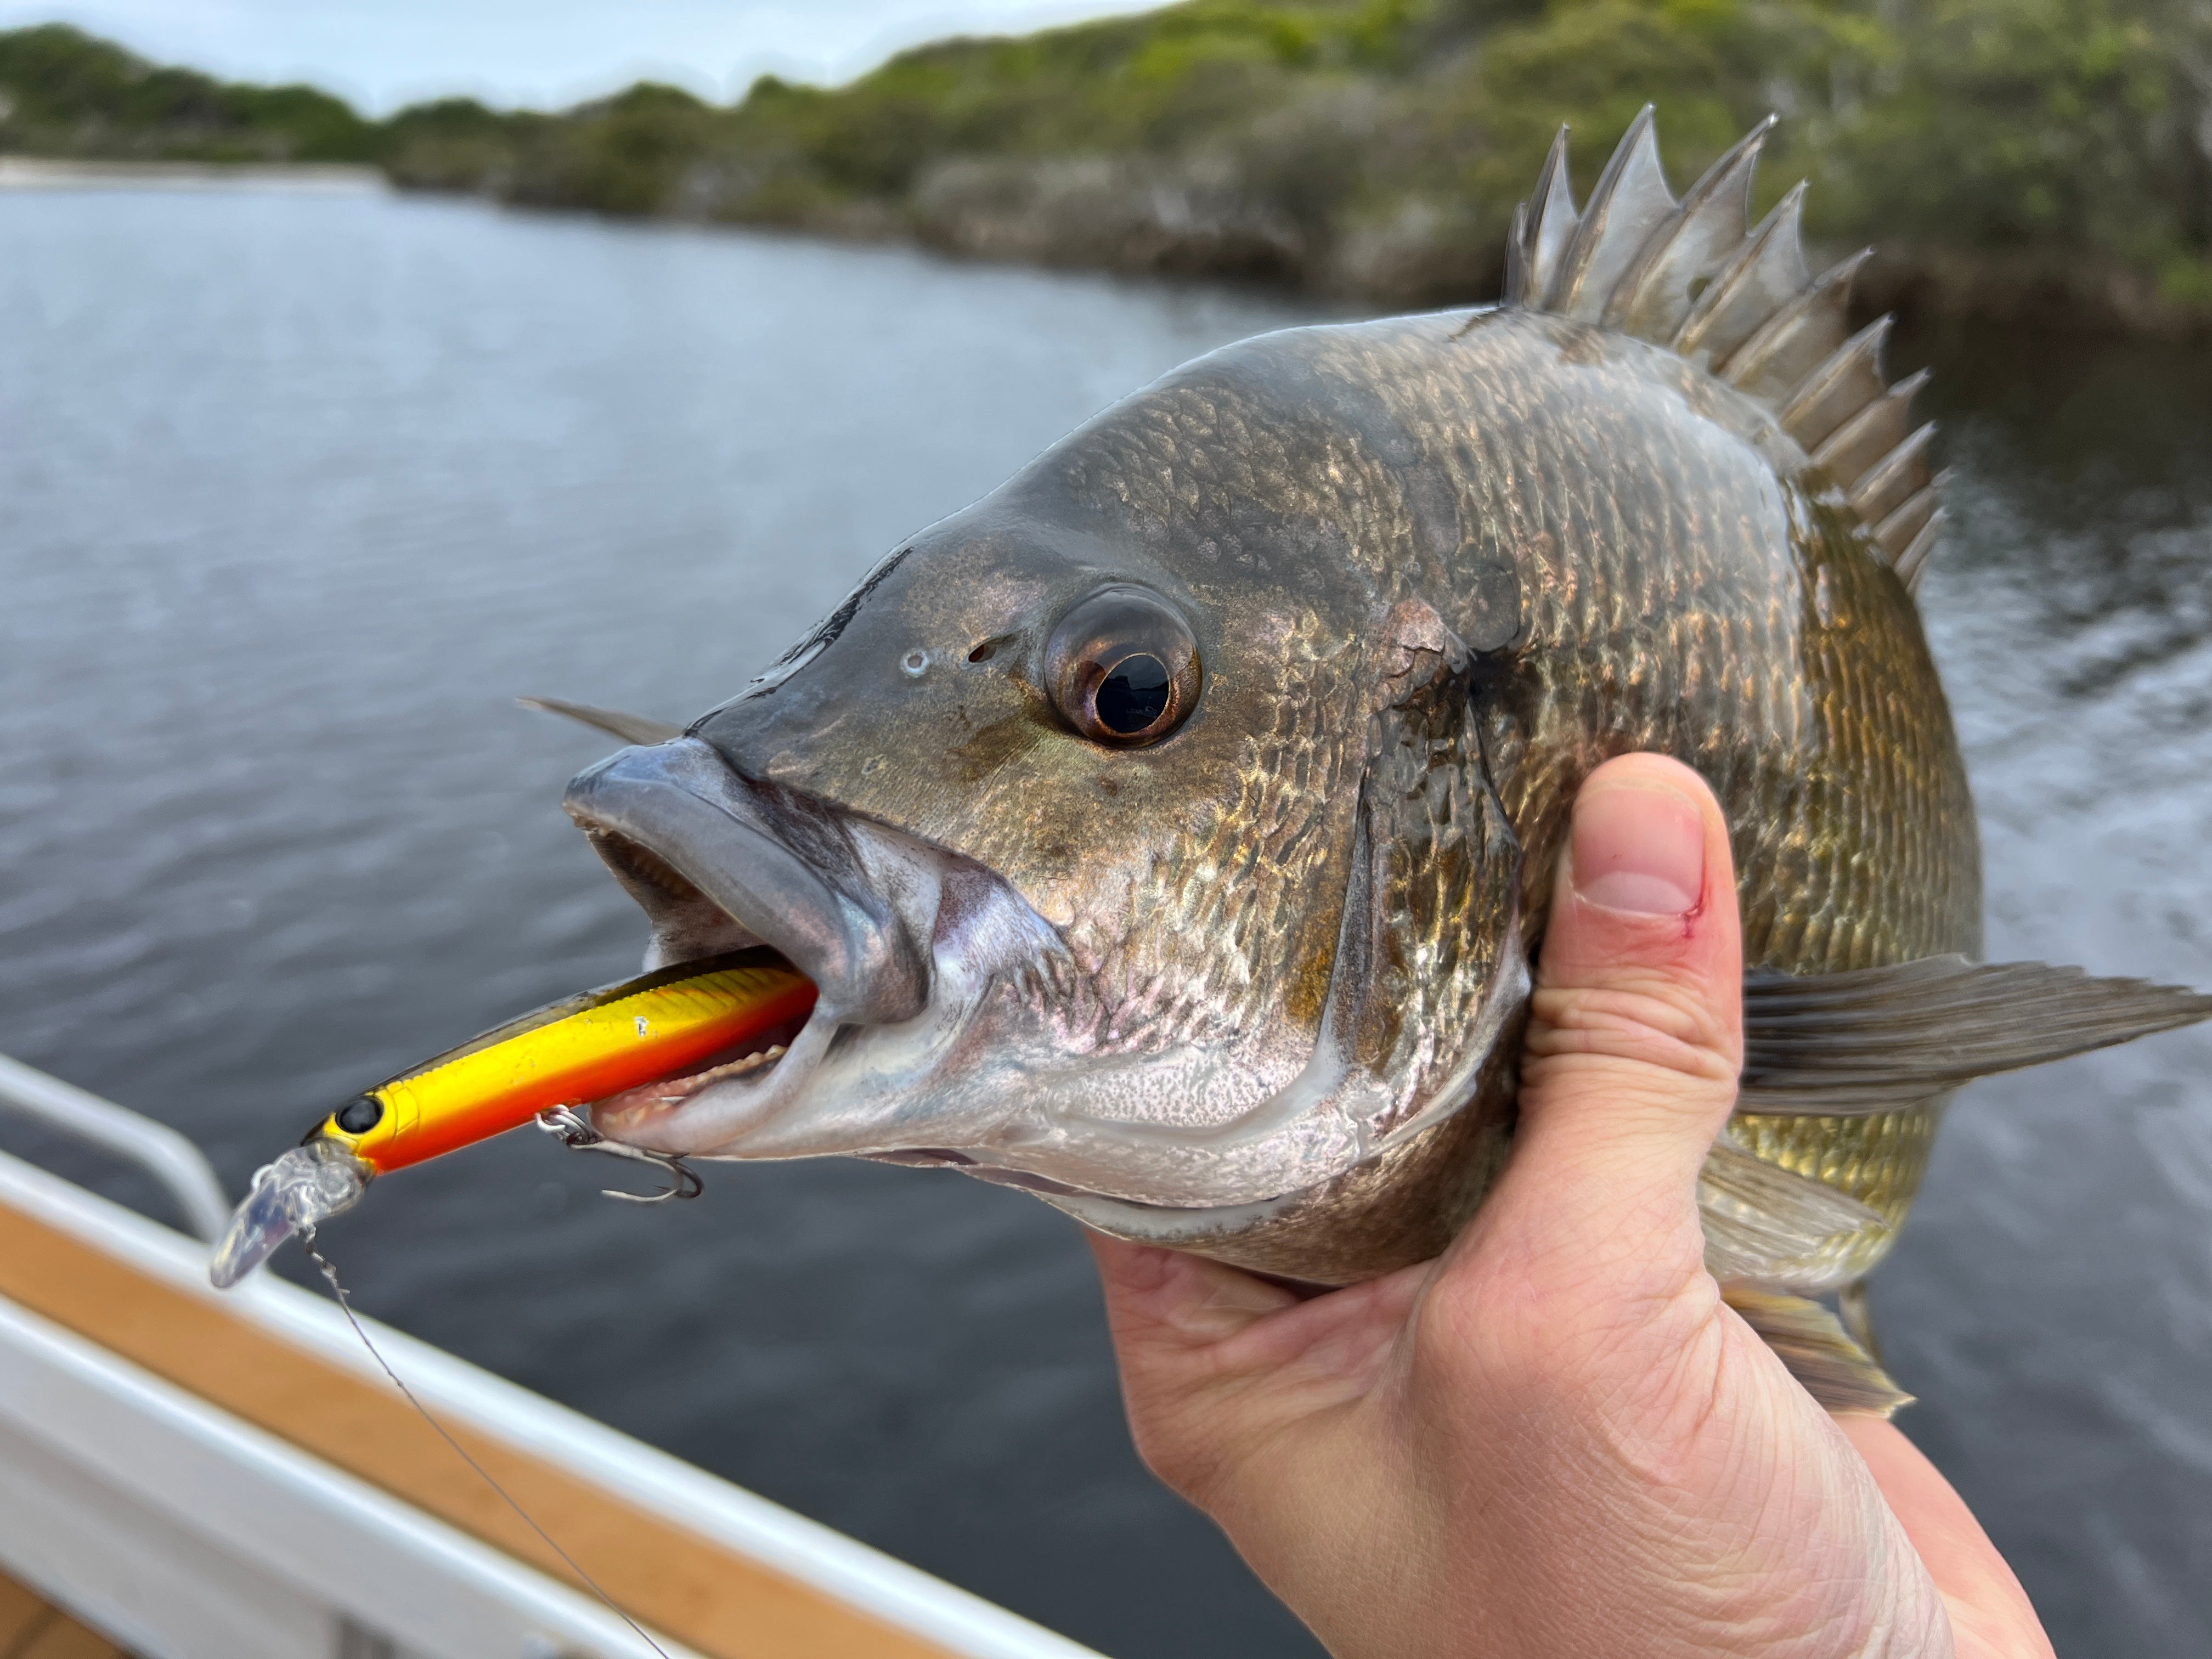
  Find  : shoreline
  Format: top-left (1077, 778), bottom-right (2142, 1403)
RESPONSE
top-left (3, 151), bottom-right (2204, 343)
top-left (0, 157), bottom-right (387, 194)
top-left (7, 11), bottom-right (2208, 346)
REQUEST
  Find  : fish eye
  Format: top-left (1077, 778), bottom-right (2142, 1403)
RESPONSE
top-left (335, 1094), bottom-right (383, 1135)
top-left (1045, 587), bottom-right (1201, 747)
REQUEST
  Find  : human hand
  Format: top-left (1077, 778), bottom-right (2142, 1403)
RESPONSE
top-left (1088, 754), bottom-right (2053, 1659)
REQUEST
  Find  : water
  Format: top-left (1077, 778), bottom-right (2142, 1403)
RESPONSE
top-left (0, 188), bottom-right (2206, 1656)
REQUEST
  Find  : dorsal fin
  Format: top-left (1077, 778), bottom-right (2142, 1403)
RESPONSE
top-left (1781, 317), bottom-right (1892, 450)
top-left (1722, 248), bottom-right (1870, 404)
top-left (1675, 183), bottom-right (1811, 366)
top-left (1504, 114), bottom-right (1945, 595)
top-left (516, 696), bottom-right (684, 746)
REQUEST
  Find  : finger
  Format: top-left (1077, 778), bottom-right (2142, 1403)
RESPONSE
top-left (1495, 753), bottom-right (1743, 1238)
top-left (1088, 1231), bottom-right (1301, 1355)
top-left (1086, 1233), bottom-right (1306, 1501)
top-left (1841, 1419), bottom-right (2057, 1658)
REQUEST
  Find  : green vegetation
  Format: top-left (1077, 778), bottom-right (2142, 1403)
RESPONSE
top-left (0, 24), bottom-right (373, 161)
top-left (3, 7), bottom-right (2208, 328)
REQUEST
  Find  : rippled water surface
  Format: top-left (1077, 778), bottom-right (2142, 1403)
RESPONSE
top-left (2, 188), bottom-right (2208, 1657)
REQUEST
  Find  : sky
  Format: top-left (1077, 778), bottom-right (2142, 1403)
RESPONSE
top-left (0, 0), bottom-right (1166, 114)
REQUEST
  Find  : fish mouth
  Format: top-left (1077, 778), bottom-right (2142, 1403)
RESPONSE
top-left (584, 1003), bottom-right (815, 1123)
top-left (562, 737), bottom-right (1528, 1208)
top-left (562, 737), bottom-right (1058, 1157)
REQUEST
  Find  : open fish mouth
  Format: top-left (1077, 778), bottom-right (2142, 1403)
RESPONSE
top-left (561, 734), bottom-right (1529, 1211)
top-left (562, 736), bottom-right (1062, 1159)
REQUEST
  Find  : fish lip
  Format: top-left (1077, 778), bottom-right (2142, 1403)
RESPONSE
top-left (594, 1010), bottom-right (843, 1149)
top-left (562, 736), bottom-right (1068, 1159)
top-left (562, 737), bottom-right (927, 1152)
top-left (562, 738), bottom-right (928, 1027)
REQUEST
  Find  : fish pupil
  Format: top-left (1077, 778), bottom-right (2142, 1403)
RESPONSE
top-left (336, 1094), bottom-right (384, 1134)
top-left (1096, 653), bottom-right (1171, 733)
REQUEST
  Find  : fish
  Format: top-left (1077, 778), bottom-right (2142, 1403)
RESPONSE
top-left (374, 110), bottom-right (2212, 1414)
top-left (207, 949), bottom-right (813, 1286)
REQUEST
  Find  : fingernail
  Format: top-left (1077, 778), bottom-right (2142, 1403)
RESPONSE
top-left (1571, 778), bottom-right (1705, 916)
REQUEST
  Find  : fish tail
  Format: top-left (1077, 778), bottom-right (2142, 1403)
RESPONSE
top-left (1837, 1278), bottom-right (1883, 1365)
top-left (1722, 1286), bottom-right (1914, 1419)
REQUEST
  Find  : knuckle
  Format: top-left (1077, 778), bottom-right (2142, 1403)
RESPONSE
top-left (1525, 981), bottom-right (1740, 1084)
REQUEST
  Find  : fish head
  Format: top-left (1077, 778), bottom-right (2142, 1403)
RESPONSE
top-left (565, 323), bottom-right (1527, 1217)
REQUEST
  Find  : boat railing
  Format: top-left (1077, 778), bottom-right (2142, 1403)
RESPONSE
top-left (0, 1052), bottom-right (232, 1241)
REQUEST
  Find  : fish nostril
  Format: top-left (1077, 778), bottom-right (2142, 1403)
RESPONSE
top-left (968, 642), bottom-right (995, 663)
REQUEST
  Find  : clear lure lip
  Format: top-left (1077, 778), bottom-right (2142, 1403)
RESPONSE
top-left (207, 1138), bottom-right (372, 1288)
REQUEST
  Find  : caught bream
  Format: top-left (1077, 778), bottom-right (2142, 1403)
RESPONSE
top-left (217, 111), bottom-right (2212, 1414)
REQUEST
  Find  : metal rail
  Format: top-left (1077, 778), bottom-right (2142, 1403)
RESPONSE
top-left (0, 1053), bottom-right (231, 1242)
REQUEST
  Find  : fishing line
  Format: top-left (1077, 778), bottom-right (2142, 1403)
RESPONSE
top-left (300, 1230), bottom-right (676, 1659)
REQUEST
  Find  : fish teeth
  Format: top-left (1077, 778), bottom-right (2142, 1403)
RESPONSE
top-left (652, 1043), bottom-right (788, 1102)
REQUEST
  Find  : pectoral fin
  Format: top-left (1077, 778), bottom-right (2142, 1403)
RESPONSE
top-left (518, 696), bottom-right (684, 747)
top-left (1722, 1286), bottom-right (1912, 1418)
top-left (1738, 955), bottom-right (2212, 1117)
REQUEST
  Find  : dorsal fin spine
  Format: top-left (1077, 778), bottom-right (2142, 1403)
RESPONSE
top-left (1848, 420), bottom-right (1938, 526)
top-left (1720, 249), bottom-right (1872, 404)
top-left (1604, 115), bottom-right (1775, 342)
top-left (1550, 105), bottom-right (1675, 323)
top-left (1500, 112), bottom-right (1945, 599)
top-left (1893, 511), bottom-right (1946, 592)
top-left (1673, 182), bottom-right (1810, 366)
top-left (1504, 201), bottom-right (1532, 306)
top-left (1812, 371), bottom-right (1925, 489)
top-left (1897, 509), bottom-right (1947, 592)
top-left (1521, 127), bottom-right (1579, 307)
top-left (1874, 476), bottom-right (1945, 561)
top-left (1781, 316), bottom-right (1893, 451)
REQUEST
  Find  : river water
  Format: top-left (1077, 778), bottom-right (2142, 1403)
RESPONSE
top-left (1, 186), bottom-right (2207, 1657)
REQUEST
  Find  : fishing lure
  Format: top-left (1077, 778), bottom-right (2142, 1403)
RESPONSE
top-left (208, 947), bottom-right (815, 1286)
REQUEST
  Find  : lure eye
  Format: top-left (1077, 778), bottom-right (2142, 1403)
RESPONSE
top-left (335, 1095), bottom-right (383, 1135)
top-left (1045, 587), bottom-right (1201, 747)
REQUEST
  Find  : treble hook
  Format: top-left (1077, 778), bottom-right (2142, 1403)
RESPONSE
top-left (535, 1107), bottom-right (704, 1203)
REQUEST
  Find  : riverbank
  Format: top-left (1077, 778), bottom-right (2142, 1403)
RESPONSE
top-left (0, 157), bottom-right (385, 193)
top-left (5, 6), bottom-right (2210, 336)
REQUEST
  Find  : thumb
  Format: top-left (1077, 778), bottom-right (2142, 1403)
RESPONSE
top-left (1493, 753), bottom-right (1743, 1248)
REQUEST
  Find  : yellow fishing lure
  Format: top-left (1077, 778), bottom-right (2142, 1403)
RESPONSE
top-left (317, 949), bottom-right (814, 1173)
top-left (211, 947), bottom-right (814, 1285)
